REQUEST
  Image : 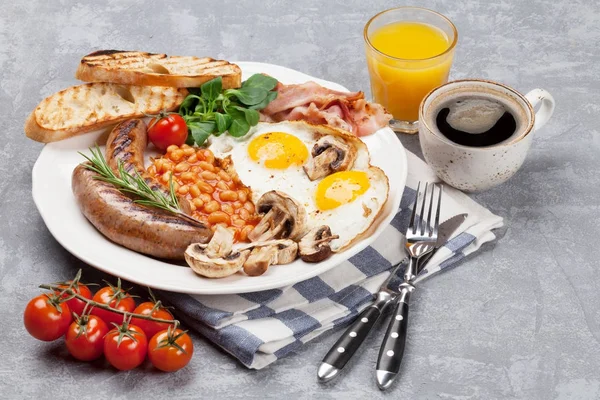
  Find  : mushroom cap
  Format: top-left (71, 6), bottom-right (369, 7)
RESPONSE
top-left (239, 239), bottom-right (298, 276)
top-left (303, 135), bottom-right (357, 181)
top-left (249, 191), bottom-right (307, 241)
top-left (298, 225), bottom-right (338, 263)
top-left (184, 243), bottom-right (250, 278)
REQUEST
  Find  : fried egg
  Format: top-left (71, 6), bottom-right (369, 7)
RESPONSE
top-left (208, 121), bottom-right (389, 251)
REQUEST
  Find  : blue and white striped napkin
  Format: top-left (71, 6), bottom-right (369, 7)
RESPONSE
top-left (159, 151), bottom-right (503, 369)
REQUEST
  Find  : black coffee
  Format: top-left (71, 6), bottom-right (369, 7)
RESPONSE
top-left (435, 96), bottom-right (517, 147)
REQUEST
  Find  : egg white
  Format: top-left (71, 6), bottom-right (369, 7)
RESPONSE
top-left (208, 121), bottom-right (389, 251)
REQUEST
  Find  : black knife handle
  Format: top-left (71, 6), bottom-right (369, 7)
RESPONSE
top-left (376, 283), bottom-right (414, 381)
top-left (322, 299), bottom-right (388, 371)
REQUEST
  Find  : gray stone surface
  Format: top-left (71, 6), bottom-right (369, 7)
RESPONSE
top-left (1, 0), bottom-right (599, 398)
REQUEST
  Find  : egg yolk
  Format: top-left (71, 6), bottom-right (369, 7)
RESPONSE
top-left (248, 132), bottom-right (309, 169)
top-left (315, 171), bottom-right (370, 210)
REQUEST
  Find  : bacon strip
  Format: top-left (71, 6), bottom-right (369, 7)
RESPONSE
top-left (260, 81), bottom-right (392, 137)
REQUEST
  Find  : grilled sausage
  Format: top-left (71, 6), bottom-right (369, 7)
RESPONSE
top-left (105, 119), bottom-right (147, 175)
top-left (105, 118), bottom-right (192, 213)
top-left (72, 163), bottom-right (211, 260)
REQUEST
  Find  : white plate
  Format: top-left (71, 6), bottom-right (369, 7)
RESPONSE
top-left (32, 62), bottom-right (407, 295)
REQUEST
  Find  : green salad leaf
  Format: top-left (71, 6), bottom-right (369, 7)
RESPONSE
top-left (242, 74), bottom-right (278, 91)
top-left (178, 74), bottom-right (278, 145)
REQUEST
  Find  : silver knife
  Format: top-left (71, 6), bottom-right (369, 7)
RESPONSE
top-left (317, 213), bottom-right (467, 382)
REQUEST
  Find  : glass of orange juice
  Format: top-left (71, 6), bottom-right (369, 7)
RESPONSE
top-left (364, 7), bottom-right (458, 134)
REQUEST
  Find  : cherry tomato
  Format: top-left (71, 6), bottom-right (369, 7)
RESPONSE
top-left (147, 113), bottom-right (188, 150)
top-left (132, 301), bottom-right (174, 339)
top-left (90, 282), bottom-right (136, 327)
top-left (24, 294), bottom-right (71, 341)
top-left (104, 323), bottom-right (148, 371)
top-left (65, 315), bottom-right (109, 361)
top-left (56, 282), bottom-right (93, 317)
top-left (148, 328), bottom-right (194, 372)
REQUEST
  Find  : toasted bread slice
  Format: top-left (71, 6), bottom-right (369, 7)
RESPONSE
top-left (25, 83), bottom-right (188, 143)
top-left (76, 50), bottom-right (242, 89)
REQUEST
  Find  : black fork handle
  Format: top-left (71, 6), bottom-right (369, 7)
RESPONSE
top-left (376, 282), bottom-right (414, 390)
top-left (318, 291), bottom-right (392, 382)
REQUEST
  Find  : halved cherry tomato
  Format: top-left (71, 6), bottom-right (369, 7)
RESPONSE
top-left (132, 301), bottom-right (174, 340)
top-left (147, 113), bottom-right (188, 150)
top-left (90, 280), bottom-right (136, 327)
top-left (24, 294), bottom-right (71, 341)
top-left (104, 323), bottom-right (148, 371)
top-left (56, 282), bottom-right (93, 317)
top-left (65, 315), bottom-right (109, 361)
top-left (148, 327), bottom-right (193, 372)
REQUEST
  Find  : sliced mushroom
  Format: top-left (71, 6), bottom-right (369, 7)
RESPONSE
top-left (298, 225), bottom-right (339, 263)
top-left (244, 246), bottom-right (277, 276)
top-left (204, 225), bottom-right (234, 258)
top-left (248, 191), bottom-right (306, 242)
top-left (184, 226), bottom-right (248, 278)
top-left (271, 239), bottom-right (299, 265)
top-left (185, 244), bottom-right (250, 278)
top-left (241, 239), bottom-right (298, 276)
top-left (303, 135), bottom-right (357, 181)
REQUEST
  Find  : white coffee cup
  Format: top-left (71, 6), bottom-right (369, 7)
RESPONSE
top-left (419, 79), bottom-right (555, 192)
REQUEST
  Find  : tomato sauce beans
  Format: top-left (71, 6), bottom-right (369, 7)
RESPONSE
top-left (147, 145), bottom-right (259, 241)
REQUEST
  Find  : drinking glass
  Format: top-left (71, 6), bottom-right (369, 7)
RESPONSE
top-left (364, 7), bottom-right (458, 134)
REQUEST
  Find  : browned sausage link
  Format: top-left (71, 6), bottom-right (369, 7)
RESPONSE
top-left (105, 119), bottom-right (147, 175)
top-left (72, 163), bottom-right (211, 260)
top-left (105, 118), bottom-right (192, 214)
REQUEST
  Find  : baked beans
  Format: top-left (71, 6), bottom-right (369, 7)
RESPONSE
top-left (221, 203), bottom-right (234, 216)
top-left (216, 181), bottom-right (229, 191)
top-left (220, 190), bottom-right (238, 202)
top-left (189, 185), bottom-right (201, 198)
top-left (170, 149), bottom-right (184, 162)
top-left (192, 198), bottom-right (204, 209)
top-left (174, 162), bottom-right (190, 173)
top-left (198, 161), bottom-right (214, 172)
top-left (147, 144), bottom-right (259, 241)
top-left (199, 193), bottom-right (212, 203)
top-left (208, 211), bottom-right (230, 225)
top-left (204, 200), bottom-right (220, 214)
top-left (239, 225), bottom-right (254, 242)
top-left (201, 171), bottom-right (217, 181)
top-left (218, 170), bottom-right (232, 182)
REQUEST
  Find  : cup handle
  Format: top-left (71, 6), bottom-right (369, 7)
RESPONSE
top-left (525, 89), bottom-right (555, 132)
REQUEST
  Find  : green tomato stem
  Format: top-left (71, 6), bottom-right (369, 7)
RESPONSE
top-left (39, 283), bottom-right (177, 325)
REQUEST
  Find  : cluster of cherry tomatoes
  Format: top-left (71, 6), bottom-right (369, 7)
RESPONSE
top-left (23, 275), bottom-right (193, 372)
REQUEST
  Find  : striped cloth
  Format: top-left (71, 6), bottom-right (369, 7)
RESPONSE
top-left (159, 151), bottom-right (504, 369)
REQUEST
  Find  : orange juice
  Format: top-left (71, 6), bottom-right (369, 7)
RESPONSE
top-left (366, 21), bottom-right (454, 122)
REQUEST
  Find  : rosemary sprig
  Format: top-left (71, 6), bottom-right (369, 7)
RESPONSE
top-left (79, 146), bottom-right (203, 227)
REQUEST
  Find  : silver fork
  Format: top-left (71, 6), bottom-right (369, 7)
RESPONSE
top-left (376, 182), bottom-right (442, 390)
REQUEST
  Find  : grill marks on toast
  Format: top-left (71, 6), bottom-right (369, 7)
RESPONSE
top-left (157, 57), bottom-right (237, 74)
top-left (76, 50), bottom-right (242, 88)
top-left (33, 83), bottom-right (186, 130)
top-left (26, 50), bottom-right (239, 143)
top-left (25, 83), bottom-right (187, 142)
top-left (85, 49), bottom-right (148, 57)
top-left (86, 52), bottom-right (165, 69)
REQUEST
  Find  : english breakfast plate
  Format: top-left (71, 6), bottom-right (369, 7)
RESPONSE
top-left (32, 62), bottom-right (407, 294)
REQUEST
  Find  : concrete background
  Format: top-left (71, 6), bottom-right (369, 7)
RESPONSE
top-left (1, 0), bottom-right (599, 398)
